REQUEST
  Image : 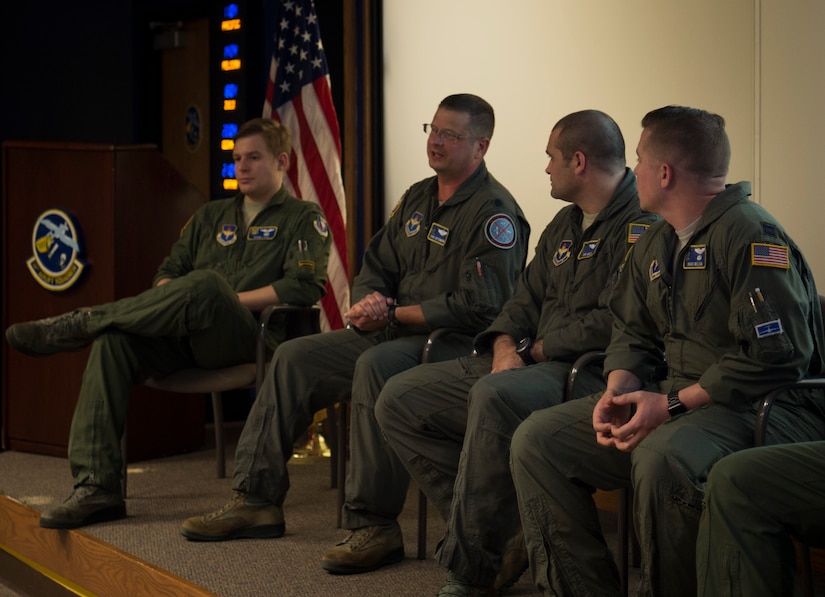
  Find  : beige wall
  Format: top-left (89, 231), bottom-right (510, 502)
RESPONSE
top-left (382, 0), bottom-right (825, 284)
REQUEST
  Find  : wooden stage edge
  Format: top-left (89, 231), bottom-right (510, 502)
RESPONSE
top-left (0, 493), bottom-right (218, 597)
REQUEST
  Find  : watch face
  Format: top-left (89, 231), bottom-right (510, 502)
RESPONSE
top-left (516, 337), bottom-right (531, 352)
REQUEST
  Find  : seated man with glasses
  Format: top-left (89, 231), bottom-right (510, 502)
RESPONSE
top-left (180, 94), bottom-right (531, 556)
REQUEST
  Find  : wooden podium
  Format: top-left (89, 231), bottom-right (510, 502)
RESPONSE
top-left (2, 141), bottom-right (208, 461)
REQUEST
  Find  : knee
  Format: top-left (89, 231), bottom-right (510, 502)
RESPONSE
top-left (706, 451), bottom-right (753, 499)
top-left (185, 270), bottom-right (230, 300)
top-left (510, 416), bottom-right (547, 471)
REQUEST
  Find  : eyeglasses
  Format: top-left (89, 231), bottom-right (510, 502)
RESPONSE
top-left (422, 123), bottom-right (476, 144)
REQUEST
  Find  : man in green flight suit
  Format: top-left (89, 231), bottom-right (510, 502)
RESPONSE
top-left (6, 118), bottom-right (333, 529)
top-left (510, 105), bottom-right (825, 597)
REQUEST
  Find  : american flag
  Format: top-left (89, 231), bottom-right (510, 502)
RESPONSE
top-left (262, 0), bottom-right (349, 331)
top-left (751, 243), bottom-right (790, 269)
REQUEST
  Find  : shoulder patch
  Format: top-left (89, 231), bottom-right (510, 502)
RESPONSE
top-left (627, 222), bottom-right (650, 244)
top-left (751, 243), bottom-right (789, 269)
top-left (389, 197), bottom-right (404, 219)
top-left (484, 214), bottom-right (517, 249)
top-left (313, 215), bottom-right (329, 238)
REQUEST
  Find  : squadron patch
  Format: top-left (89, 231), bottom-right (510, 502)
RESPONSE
top-left (26, 208), bottom-right (87, 291)
top-left (649, 259), bottom-right (661, 281)
top-left (484, 214), bottom-right (517, 249)
top-left (683, 245), bottom-right (707, 269)
top-left (627, 223), bottom-right (650, 244)
top-left (313, 215), bottom-right (330, 238)
top-left (406, 212), bottom-right (424, 237)
top-left (217, 224), bottom-right (238, 246)
top-left (428, 222), bottom-right (450, 246)
top-left (247, 226), bottom-right (278, 240)
top-left (751, 243), bottom-right (789, 269)
top-left (553, 240), bottom-right (573, 266)
top-left (577, 239), bottom-right (600, 260)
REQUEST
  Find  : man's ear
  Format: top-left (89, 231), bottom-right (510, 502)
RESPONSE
top-left (277, 151), bottom-right (290, 171)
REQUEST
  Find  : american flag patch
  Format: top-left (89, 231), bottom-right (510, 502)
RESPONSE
top-left (628, 223), bottom-right (649, 244)
top-left (751, 243), bottom-right (790, 269)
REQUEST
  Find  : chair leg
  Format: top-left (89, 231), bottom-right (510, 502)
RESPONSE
top-left (618, 488), bottom-right (630, 597)
top-left (120, 431), bottom-right (128, 498)
top-left (417, 489), bottom-right (428, 559)
top-left (211, 392), bottom-right (225, 478)
top-left (327, 405), bottom-right (338, 490)
top-left (800, 544), bottom-right (814, 597)
top-left (336, 400), bottom-right (348, 529)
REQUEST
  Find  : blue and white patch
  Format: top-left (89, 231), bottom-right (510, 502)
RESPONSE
top-left (428, 222), bottom-right (450, 246)
top-left (217, 224), bottom-right (238, 246)
top-left (577, 239), bottom-right (600, 260)
top-left (313, 215), bottom-right (329, 238)
top-left (406, 212), bottom-right (424, 237)
top-left (649, 260), bottom-right (661, 281)
top-left (26, 208), bottom-right (87, 291)
top-left (553, 240), bottom-right (573, 266)
top-left (247, 226), bottom-right (278, 240)
top-left (484, 214), bottom-right (517, 249)
top-left (683, 245), bottom-right (707, 269)
top-left (755, 319), bottom-right (784, 339)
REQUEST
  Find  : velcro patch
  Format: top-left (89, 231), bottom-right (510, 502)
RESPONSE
top-left (751, 243), bottom-right (789, 269)
top-left (485, 214), bottom-right (517, 249)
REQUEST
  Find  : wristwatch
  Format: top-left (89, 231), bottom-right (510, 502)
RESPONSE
top-left (667, 390), bottom-right (687, 418)
top-left (515, 337), bottom-right (535, 365)
top-left (387, 304), bottom-right (399, 328)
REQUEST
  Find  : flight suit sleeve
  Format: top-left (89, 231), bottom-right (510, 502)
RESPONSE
top-left (271, 206), bottom-right (332, 306)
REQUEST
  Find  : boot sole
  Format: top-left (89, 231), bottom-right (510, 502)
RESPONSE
top-left (180, 522), bottom-right (286, 542)
top-left (321, 546), bottom-right (405, 575)
top-left (40, 504), bottom-right (127, 529)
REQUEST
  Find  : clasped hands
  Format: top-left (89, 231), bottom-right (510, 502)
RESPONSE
top-left (345, 291), bottom-right (394, 332)
top-left (592, 387), bottom-right (670, 452)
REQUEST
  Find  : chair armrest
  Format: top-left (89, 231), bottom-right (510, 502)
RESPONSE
top-left (565, 351), bottom-right (607, 402)
top-left (421, 328), bottom-right (470, 364)
top-left (255, 305), bottom-right (322, 389)
top-left (754, 377), bottom-right (825, 446)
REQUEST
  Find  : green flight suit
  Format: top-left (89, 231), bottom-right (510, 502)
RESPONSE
top-left (376, 169), bottom-right (657, 585)
top-left (69, 188), bottom-right (331, 491)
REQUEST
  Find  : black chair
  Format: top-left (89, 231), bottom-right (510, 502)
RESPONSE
top-left (122, 305), bottom-right (321, 495)
top-left (566, 350), bottom-right (640, 597)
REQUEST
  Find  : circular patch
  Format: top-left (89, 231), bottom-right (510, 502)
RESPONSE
top-left (26, 208), bottom-right (87, 291)
top-left (484, 214), bottom-right (517, 249)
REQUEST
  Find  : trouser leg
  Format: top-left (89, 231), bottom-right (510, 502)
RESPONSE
top-left (511, 395), bottom-right (627, 597)
top-left (376, 356), bottom-right (489, 522)
top-left (696, 442), bottom-right (825, 597)
top-left (635, 399), bottom-right (825, 597)
top-left (233, 328), bottom-right (373, 505)
top-left (440, 361), bottom-right (603, 585)
top-left (342, 334), bottom-right (473, 529)
top-left (87, 270), bottom-right (258, 368)
top-left (68, 332), bottom-right (193, 491)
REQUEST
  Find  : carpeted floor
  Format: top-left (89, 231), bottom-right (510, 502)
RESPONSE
top-left (0, 424), bottom-right (631, 597)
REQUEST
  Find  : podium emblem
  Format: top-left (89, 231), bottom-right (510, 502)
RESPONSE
top-left (26, 208), bottom-right (87, 291)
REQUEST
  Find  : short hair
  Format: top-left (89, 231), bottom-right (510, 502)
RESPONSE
top-left (235, 118), bottom-right (292, 157)
top-left (641, 106), bottom-right (730, 179)
top-left (438, 94), bottom-right (495, 139)
top-left (552, 110), bottom-right (626, 174)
